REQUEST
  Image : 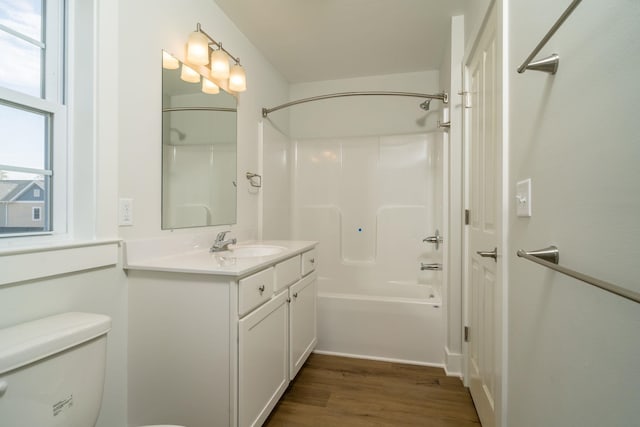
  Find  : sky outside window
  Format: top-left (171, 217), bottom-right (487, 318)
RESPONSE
top-left (0, 0), bottom-right (46, 181)
top-left (0, 0), bottom-right (43, 97)
top-left (0, 102), bottom-right (48, 175)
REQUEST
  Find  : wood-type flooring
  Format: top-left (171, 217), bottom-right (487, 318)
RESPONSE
top-left (264, 353), bottom-right (481, 427)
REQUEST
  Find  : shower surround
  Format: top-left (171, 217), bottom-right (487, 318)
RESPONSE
top-left (292, 132), bottom-right (444, 365)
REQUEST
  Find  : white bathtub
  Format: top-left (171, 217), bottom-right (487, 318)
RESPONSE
top-left (315, 278), bottom-right (444, 367)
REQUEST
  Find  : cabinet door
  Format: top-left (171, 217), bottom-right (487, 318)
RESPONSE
top-left (238, 290), bottom-right (289, 427)
top-left (289, 272), bottom-right (317, 379)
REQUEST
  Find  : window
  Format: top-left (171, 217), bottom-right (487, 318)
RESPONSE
top-left (0, 0), bottom-right (66, 237)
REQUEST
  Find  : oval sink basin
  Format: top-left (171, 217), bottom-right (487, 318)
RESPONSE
top-left (227, 245), bottom-right (286, 258)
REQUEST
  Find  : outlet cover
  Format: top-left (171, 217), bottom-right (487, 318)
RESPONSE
top-left (516, 179), bottom-right (532, 217)
top-left (119, 198), bottom-right (134, 226)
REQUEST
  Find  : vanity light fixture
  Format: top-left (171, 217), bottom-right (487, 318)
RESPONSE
top-left (210, 48), bottom-right (230, 80)
top-left (228, 62), bottom-right (247, 92)
top-left (186, 30), bottom-right (210, 66)
top-left (180, 63), bottom-right (200, 83)
top-left (202, 77), bottom-right (220, 94)
top-left (185, 23), bottom-right (247, 92)
top-left (162, 50), bottom-right (179, 69)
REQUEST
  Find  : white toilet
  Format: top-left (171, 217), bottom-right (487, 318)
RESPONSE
top-left (0, 312), bottom-right (184, 427)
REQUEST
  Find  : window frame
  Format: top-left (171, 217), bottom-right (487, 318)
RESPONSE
top-left (0, 0), bottom-right (68, 239)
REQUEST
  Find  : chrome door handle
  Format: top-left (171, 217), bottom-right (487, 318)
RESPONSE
top-left (476, 247), bottom-right (498, 262)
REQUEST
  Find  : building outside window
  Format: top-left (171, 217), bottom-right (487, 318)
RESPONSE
top-left (0, 0), bottom-right (66, 236)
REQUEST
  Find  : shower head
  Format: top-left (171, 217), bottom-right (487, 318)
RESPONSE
top-left (419, 99), bottom-right (431, 111)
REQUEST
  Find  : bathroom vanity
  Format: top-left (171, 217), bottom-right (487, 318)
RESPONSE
top-left (125, 238), bottom-right (317, 427)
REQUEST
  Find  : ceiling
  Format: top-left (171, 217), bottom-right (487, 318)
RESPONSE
top-left (213, 0), bottom-right (467, 83)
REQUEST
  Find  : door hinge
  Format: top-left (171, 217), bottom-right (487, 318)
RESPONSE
top-left (464, 326), bottom-right (470, 342)
top-left (464, 209), bottom-right (470, 225)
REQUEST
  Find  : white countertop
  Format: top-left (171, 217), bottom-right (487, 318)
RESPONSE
top-left (124, 238), bottom-right (317, 277)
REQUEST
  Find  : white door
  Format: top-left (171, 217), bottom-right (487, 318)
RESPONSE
top-left (465, 5), bottom-right (500, 427)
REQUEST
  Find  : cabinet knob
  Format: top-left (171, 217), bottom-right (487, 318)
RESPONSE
top-left (293, 292), bottom-right (298, 298)
top-left (309, 258), bottom-right (315, 264)
top-left (258, 285), bottom-right (265, 294)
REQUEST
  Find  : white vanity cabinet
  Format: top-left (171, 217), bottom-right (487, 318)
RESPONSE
top-left (238, 251), bottom-right (317, 427)
top-left (126, 241), bottom-right (317, 427)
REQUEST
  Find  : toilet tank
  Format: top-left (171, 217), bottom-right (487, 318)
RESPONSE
top-left (0, 312), bottom-right (112, 427)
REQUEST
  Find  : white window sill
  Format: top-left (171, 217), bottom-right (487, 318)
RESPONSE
top-left (0, 239), bottom-right (121, 286)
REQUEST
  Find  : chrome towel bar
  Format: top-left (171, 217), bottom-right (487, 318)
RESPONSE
top-left (517, 246), bottom-right (640, 304)
top-left (517, 0), bottom-right (583, 74)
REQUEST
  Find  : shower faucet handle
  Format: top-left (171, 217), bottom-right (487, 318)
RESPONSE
top-left (423, 229), bottom-right (443, 250)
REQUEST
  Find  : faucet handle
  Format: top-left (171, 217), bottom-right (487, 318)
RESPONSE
top-left (216, 230), bottom-right (230, 242)
top-left (423, 229), bottom-right (443, 250)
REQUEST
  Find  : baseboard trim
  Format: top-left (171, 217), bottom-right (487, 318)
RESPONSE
top-left (313, 349), bottom-right (445, 369)
top-left (444, 347), bottom-right (463, 377)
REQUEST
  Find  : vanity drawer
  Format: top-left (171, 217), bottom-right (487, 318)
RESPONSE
top-left (239, 267), bottom-right (274, 317)
top-left (274, 255), bottom-right (301, 292)
top-left (301, 249), bottom-right (317, 276)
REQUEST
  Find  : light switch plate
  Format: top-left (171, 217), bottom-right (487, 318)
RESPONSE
top-left (516, 179), bottom-right (532, 217)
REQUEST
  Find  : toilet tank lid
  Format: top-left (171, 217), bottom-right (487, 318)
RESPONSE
top-left (0, 312), bottom-right (112, 375)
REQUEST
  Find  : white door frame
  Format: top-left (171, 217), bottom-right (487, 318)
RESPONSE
top-left (461, 1), bottom-right (508, 426)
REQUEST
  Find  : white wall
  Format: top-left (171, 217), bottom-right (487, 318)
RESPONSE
top-left (260, 121), bottom-right (292, 240)
top-left (118, 0), bottom-right (289, 242)
top-left (439, 15), bottom-right (465, 376)
top-left (463, 0), bottom-right (492, 56)
top-left (507, 0), bottom-right (640, 425)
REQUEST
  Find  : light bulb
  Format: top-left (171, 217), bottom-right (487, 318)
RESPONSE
top-left (202, 78), bottom-right (220, 94)
top-left (180, 64), bottom-right (200, 83)
top-left (210, 49), bottom-right (230, 80)
top-left (162, 51), bottom-right (179, 69)
top-left (186, 31), bottom-right (209, 66)
top-left (228, 63), bottom-right (247, 92)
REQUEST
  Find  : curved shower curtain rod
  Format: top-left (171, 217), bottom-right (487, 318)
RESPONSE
top-left (261, 91), bottom-right (449, 118)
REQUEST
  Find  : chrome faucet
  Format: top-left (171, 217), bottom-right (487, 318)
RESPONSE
top-left (210, 231), bottom-right (237, 253)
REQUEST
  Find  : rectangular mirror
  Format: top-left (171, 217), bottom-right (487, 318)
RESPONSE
top-left (162, 54), bottom-right (237, 229)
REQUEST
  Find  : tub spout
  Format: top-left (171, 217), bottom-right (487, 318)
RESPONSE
top-left (421, 263), bottom-right (442, 271)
